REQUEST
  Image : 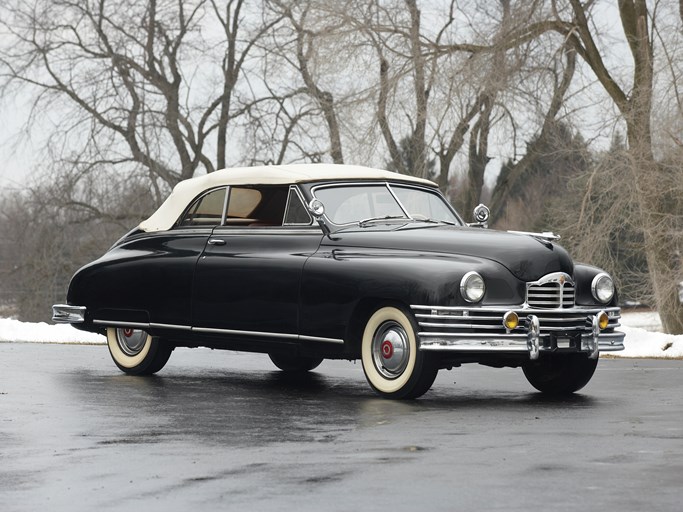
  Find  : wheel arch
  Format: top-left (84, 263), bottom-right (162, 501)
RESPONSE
top-left (344, 297), bottom-right (415, 358)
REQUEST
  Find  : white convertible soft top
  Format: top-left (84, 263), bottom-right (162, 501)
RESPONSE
top-left (139, 163), bottom-right (436, 232)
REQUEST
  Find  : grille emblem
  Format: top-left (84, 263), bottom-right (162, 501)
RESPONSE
top-left (526, 272), bottom-right (575, 308)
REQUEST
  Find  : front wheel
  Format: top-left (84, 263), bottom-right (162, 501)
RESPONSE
top-left (361, 306), bottom-right (437, 399)
top-left (106, 327), bottom-right (173, 375)
top-left (522, 354), bottom-right (598, 395)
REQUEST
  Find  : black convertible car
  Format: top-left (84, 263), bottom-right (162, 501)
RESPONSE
top-left (53, 164), bottom-right (624, 398)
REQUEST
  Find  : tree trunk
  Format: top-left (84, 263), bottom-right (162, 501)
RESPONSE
top-left (463, 96), bottom-right (492, 217)
top-left (565, 0), bottom-right (683, 333)
top-left (627, 125), bottom-right (683, 334)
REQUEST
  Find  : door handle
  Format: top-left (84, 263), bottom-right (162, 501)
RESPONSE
top-left (208, 238), bottom-right (226, 246)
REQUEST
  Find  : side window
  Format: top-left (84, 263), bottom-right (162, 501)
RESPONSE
top-left (283, 188), bottom-right (312, 225)
top-left (224, 186), bottom-right (288, 227)
top-left (178, 188), bottom-right (226, 227)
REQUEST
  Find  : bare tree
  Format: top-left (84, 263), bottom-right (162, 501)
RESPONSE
top-left (261, 0), bottom-right (349, 164)
top-left (549, 0), bottom-right (683, 333)
top-left (490, 41), bottom-right (577, 221)
top-left (0, 0), bottom-right (282, 195)
top-left (0, 173), bottom-right (156, 321)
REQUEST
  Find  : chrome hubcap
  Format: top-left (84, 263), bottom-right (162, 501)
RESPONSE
top-left (115, 328), bottom-right (148, 356)
top-left (372, 321), bottom-right (409, 379)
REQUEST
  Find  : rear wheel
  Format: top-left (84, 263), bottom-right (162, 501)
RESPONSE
top-left (268, 353), bottom-right (323, 372)
top-left (106, 327), bottom-right (173, 375)
top-left (522, 354), bottom-right (598, 395)
top-left (361, 305), bottom-right (437, 399)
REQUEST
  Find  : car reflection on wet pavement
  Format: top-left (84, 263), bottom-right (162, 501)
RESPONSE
top-left (1, 344), bottom-right (681, 512)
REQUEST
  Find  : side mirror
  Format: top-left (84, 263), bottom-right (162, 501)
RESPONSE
top-left (308, 199), bottom-right (332, 237)
top-left (468, 204), bottom-right (490, 228)
top-left (308, 199), bottom-right (325, 218)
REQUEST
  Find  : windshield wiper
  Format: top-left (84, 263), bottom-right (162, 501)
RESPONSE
top-left (416, 218), bottom-right (457, 225)
top-left (358, 215), bottom-right (409, 227)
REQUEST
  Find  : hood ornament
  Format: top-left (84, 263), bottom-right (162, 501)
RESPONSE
top-left (507, 230), bottom-right (561, 242)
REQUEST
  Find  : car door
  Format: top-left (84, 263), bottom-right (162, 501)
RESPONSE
top-left (141, 186), bottom-right (229, 328)
top-left (192, 186), bottom-right (323, 337)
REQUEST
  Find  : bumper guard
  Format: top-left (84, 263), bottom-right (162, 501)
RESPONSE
top-left (52, 304), bottom-right (86, 324)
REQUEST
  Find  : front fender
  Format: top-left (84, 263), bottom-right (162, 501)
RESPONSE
top-left (299, 247), bottom-right (523, 343)
top-left (574, 263), bottom-right (619, 307)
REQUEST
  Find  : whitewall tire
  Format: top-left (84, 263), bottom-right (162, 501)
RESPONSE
top-left (361, 306), bottom-right (437, 399)
top-left (106, 327), bottom-right (173, 375)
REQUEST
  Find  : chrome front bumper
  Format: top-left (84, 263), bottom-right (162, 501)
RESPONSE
top-left (412, 304), bottom-right (625, 359)
top-left (52, 304), bottom-right (86, 324)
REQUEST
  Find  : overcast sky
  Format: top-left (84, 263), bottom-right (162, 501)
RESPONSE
top-left (0, 1), bottom-right (629, 195)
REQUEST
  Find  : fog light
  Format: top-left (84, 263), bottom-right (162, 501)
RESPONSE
top-left (597, 311), bottom-right (609, 330)
top-left (503, 311), bottom-right (519, 330)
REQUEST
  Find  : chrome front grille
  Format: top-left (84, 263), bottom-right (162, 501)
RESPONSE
top-left (525, 272), bottom-right (575, 308)
top-left (527, 282), bottom-right (575, 308)
top-left (412, 305), bottom-right (621, 337)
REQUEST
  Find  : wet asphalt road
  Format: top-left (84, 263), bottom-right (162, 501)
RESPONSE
top-left (1, 344), bottom-right (682, 512)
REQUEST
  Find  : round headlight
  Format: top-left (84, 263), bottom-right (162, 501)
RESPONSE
top-left (592, 273), bottom-right (615, 304)
top-left (460, 271), bottom-right (485, 303)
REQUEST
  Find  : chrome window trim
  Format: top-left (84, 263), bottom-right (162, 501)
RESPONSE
top-left (384, 183), bottom-right (413, 220)
top-left (210, 227), bottom-right (323, 235)
top-left (283, 185), bottom-right (314, 226)
top-left (176, 186), bottom-right (228, 228)
top-left (220, 186), bottom-right (231, 226)
top-left (310, 181), bottom-right (406, 227)
top-left (310, 181), bottom-right (463, 227)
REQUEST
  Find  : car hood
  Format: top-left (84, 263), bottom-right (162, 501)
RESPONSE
top-left (324, 224), bottom-right (573, 282)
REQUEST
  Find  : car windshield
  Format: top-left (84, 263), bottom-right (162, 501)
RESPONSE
top-left (313, 184), bottom-right (462, 226)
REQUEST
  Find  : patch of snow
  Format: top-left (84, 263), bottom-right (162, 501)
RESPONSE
top-left (615, 325), bottom-right (683, 359)
top-left (0, 318), bottom-right (105, 344)
top-left (619, 310), bottom-right (662, 332)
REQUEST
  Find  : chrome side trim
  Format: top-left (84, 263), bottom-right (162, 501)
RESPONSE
top-left (193, 327), bottom-right (344, 344)
top-left (92, 319), bottom-right (343, 344)
top-left (192, 327), bottom-right (299, 340)
top-left (151, 323), bottom-right (193, 331)
top-left (93, 320), bottom-right (150, 329)
top-left (52, 304), bottom-right (86, 324)
top-left (299, 334), bottom-right (345, 344)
